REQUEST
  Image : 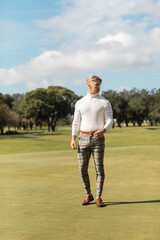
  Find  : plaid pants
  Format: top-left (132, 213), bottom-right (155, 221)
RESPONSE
top-left (78, 133), bottom-right (105, 197)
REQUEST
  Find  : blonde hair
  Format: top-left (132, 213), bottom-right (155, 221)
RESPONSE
top-left (86, 75), bottom-right (102, 84)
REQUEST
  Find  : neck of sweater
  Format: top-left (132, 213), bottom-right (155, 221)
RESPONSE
top-left (87, 92), bottom-right (98, 99)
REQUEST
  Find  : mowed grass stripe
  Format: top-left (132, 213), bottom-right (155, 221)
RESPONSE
top-left (0, 144), bottom-right (159, 158)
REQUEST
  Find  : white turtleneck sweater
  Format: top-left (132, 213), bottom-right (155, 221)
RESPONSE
top-left (72, 93), bottom-right (113, 136)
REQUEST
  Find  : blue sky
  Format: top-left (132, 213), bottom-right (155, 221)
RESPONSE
top-left (0, 0), bottom-right (160, 96)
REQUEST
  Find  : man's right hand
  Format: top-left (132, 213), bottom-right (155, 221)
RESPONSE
top-left (71, 136), bottom-right (77, 150)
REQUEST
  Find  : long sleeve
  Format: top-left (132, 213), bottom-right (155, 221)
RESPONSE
top-left (72, 102), bottom-right (81, 136)
top-left (104, 101), bottom-right (113, 131)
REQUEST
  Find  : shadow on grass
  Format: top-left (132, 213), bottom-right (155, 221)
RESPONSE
top-left (30, 132), bottom-right (62, 136)
top-left (104, 199), bottom-right (160, 207)
top-left (145, 128), bottom-right (160, 130)
top-left (89, 200), bottom-right (160, 208)
top-left (0, 132), bottom-right (62, 139)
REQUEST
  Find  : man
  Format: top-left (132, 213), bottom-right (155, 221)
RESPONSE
top-left (71, 75), bottom-right (113, 207)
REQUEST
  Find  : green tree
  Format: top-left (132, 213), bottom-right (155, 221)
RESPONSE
top-left (128, 89), bottom-right (148, 126)
top-left (148, 89), bottom-right (160, 125)
top-left (0, 103), bottom-right (10, 134)
top-left (7, 110), bottom-right (20, 132)
top-left (0, 93), bottom-right (3, 103)
top-left (12, 93), bottom-right (24, 113)
top-left (46, 86), bottom-right (79, 131)
top-left (19, 86), bottom-right (79, 131)
top-left (3, 94), bottom-right (14, 109)
top-left (102, 90), bottom-right (123, 127)
top-left (19, 89), bottom-right (48, 130)
top-left (0, 103), bottom-right (19, 134)
top-left (119, 90), bottom-right (130, 127)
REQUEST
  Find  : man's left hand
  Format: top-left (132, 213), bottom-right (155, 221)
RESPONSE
top-left (94, 129), bottom-right (106, 138)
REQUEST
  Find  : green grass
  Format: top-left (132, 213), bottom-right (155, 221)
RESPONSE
top-left (0, 127), bottom-right (71, 154)
top-left (0, 126), bottom-right (159, 154)
top-left (0, 126), bottom-right (160, 240)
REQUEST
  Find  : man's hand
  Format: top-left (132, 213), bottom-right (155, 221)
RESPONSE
top-left (71, 135), bottom-right (77, 149)
top-left (94, 128), bottom-right (106, 138)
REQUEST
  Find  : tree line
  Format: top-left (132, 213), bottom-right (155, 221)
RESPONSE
top-left (0, 87), bottom-right (160, 134)
top-left (0, 93), bottom-right (23, 134)
top-left (102, 88), bottom-right (160, 127)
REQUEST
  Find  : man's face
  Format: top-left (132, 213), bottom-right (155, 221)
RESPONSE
top-left (87, 79), bottom-right (101, 94)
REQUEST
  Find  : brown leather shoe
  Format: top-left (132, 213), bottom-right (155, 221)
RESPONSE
top-left (96, 197), bottom-right (105, 207)
top-left (82, 194), bottom-right (94, 205)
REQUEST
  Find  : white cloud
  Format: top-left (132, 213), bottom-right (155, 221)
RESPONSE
top-left (0, 68), bottom-right (23, 85)
top-left (36, 0), bottom-right (160, 44)
top-left (97, 32), bottom-right (136, 47)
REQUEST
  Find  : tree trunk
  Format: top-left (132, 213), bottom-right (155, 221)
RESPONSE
top-left (117, 122), bottom-right (121, 128)
top-left (52, 112), bottom-right (58, 131)
top-left (48, 112), bottom-right (58, 132)
top-left (0, 127), bottom-right (4, 134)
top-left (48, 121), bottom-right (51, 131)
top-left (34, 122), bottom-right (36, 132)
top-left (125, 121), bottom-right (129, 127)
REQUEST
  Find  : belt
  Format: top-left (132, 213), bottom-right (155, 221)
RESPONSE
top-left (80, 130), bottom-right (96, 135)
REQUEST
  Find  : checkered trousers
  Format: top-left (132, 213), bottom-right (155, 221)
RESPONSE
top-left (78, 133), bottom-right (105, 197)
